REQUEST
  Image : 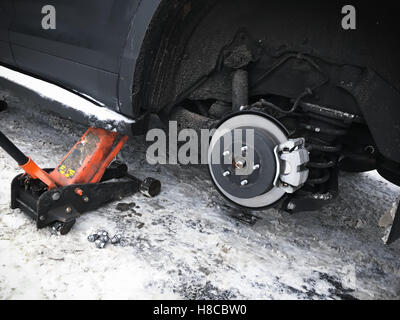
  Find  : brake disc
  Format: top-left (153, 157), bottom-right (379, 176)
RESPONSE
top-left (208, 112), bottom-right (309, 209)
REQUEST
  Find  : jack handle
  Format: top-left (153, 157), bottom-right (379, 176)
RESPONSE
top-left (0, 130), bottom-right (57, 189)
top-left (0, 130), bottom-right (29, 166)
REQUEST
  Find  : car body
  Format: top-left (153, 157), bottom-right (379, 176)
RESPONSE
top-left (0, 0), bottom-right (162, 118)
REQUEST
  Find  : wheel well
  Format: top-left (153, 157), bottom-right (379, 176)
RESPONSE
top-left (132, 0), bottom-right (216, 114)
top-left (133, 0), bottom-right (400, 164)
top-left (133, 0), bottom-right (399, 114)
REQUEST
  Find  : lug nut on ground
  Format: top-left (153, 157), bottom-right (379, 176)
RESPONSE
top-left (111, 234), bottom-right (122, 244)
top-left (88, 234), bottom-right (100, 242)
top-left (88, 230), bottom-right (125, 248)
top-left (95, 239), bottom-right (106, 249)
top-left (98, 230), bottom-right (108, 237)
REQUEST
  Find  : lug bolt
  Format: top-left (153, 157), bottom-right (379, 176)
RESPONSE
top-left (88, 234), bottom-right (100, 242)
top-left (83, 196), bottom-right (90, 203)
top-left (39, 215), bottom-right (46, 221)
top-left (65, 207), bottom-right (72, 214)
top-left (223, 151), bottom-right (230, 157)
top-left (253, 164), bottom-right (260, 170)
top-left (241, 180), bottom-right (248, 186)
top-left (223, 171), bottom-right (230, 177)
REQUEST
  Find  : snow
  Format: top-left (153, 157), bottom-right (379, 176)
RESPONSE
top-left (0, 89), bottom-right (400, 300)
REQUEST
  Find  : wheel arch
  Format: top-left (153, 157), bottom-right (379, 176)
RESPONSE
top-left (124, 0), bottom-right (400, 165)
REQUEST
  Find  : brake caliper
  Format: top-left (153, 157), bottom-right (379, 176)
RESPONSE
top-left (274, 138), bottom-right (309, 194)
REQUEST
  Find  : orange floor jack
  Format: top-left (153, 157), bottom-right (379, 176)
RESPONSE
top-left (0, 127), bottom-right (161, 235)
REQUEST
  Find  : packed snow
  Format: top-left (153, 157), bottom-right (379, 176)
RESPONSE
top-left (0, 85), bottom-right (400, 300)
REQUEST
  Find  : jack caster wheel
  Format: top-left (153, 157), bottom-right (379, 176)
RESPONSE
top-left (140, 177), bottom-right (161, 198)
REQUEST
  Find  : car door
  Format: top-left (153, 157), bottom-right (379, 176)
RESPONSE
top-left (9, 0), bottom-right (140, 109)
top-left (0, 0), bottom-right (15, 65)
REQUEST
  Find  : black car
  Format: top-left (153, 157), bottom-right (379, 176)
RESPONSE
top-left (1, 0), bottom-right (400, 240)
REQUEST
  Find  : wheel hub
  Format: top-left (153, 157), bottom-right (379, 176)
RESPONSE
top-left (208, 112), bottom-right (309, 209)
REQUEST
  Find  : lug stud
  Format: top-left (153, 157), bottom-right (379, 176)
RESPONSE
top-left (241, 180), bottom-right (248, 186)
top-left (253, 164), bottom-right (260, 170)
top-left (223, 150), bottom-right (230, 157)
top-left (223, 171), bottom-right (230, 177)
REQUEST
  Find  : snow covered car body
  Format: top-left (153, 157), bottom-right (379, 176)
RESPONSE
top-left (1, 0), bottom-right (400, 241)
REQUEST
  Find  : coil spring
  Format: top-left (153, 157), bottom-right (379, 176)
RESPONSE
top-left (297, 113), bottom-right (349, 187)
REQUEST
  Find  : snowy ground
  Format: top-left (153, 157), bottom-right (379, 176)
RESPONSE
top-left (0, 86), bottom-right (400, 300)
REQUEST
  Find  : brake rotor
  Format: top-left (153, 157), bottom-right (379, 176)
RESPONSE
top-left (208, 112), bottom-right (289, 209)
